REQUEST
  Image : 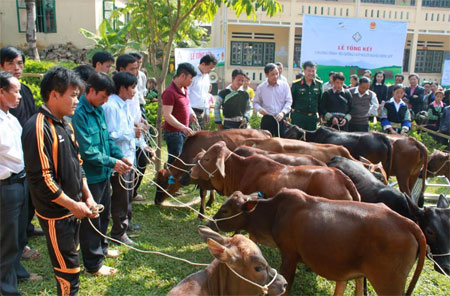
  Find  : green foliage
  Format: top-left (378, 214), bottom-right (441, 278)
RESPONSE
top-left (20, 59), bottom-right (78, 107)
top-left (249, 113), bottom-right (262, 129)
top-left (144, 101), bottom-right (158, 127)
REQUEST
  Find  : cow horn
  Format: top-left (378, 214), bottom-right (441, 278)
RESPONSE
top-left (437, 194), bottom-right (449, 209)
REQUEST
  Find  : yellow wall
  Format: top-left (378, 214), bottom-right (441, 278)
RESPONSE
top-left (0, 0), bottom-right (128, 49)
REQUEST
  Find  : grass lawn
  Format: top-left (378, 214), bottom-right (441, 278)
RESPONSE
top-left (19, 151), bottom-right (449, 295)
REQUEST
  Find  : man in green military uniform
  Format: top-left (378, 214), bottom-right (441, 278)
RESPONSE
top-left (290, 61), bottom-right (322, 131)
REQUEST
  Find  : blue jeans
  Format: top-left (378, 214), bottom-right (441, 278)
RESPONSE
top-left (163, 131), bottom-right (186, 164)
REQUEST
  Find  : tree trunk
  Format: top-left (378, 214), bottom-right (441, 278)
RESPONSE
top-left (25, 0), bottom-right (40, 61)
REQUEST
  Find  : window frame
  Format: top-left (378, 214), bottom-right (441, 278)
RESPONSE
top-left (16, 0), bottom-right (57, 33)
top-left (230, 41), bottom-right (275, 67)
top-left (414, 50), bottom-right (444, 73)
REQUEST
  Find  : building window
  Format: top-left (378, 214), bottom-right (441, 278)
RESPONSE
top-left (422, 0), bottom-right (450, 7)
top-left (403, 49), bottom-right (410, 72)
top-left (230, 41), bottom-right (275, 66)
top-left (361, 0), bottom-right (395, 4)
top-left (16, 0), bottom-right (56, 33)
top-left (294, 44), bottom-right (301, 68)
top-left (414, 50), bottom-right (444, 73)
top-left (103, 0), bottom-right (115, 20)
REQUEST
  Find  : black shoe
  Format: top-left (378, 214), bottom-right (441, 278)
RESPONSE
top-left (28, 227), bottom-right (44, 237)
top-left (119, 235), bottom-right (136, 246)
top-left (128, 224), bottom-right (141, 232)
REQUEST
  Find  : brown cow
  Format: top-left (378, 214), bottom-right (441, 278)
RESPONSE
top-left (385, 134), bottom-right (428, 205)
top-left (190, 141), bottom-right (360, 201)
top-left (233, 145), bottom-right (326, 167)
top-left (209, 189), bottom-right (426, 296)
top-left (154, 129), bottom-right (271, 213)
top-left (167, 226), bottom-right (287, 296)
top-left (243, 137), bottom-right (355, 163)
top-left (426, 150), bottom-right (449, 180)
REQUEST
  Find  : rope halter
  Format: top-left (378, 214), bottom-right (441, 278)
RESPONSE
top-left (426, 245), bottom-right (450, 278)
top-left (212, 199), bottom-right (259, 232)
top-left (196, 151), bottom-right (234, 179)
top-left (225, 264), bottom-right (279, 295)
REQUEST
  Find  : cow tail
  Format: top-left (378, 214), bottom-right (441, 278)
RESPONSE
top-left (405, 223), bottom-right (426, 296)
top-left (342, 173), bottom-right (361, 202)
top-left (382, 135), bottom-right (393, 178)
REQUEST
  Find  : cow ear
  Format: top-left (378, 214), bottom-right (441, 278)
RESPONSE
top-left (207, 238), bottom-right (232, 262)
top-left (163, 163), bottom-right (168, 170)
top-left (437, 194), bottom-right (449, 209)
top-left (404, 193), bottom-right (423, 221)
top-left (198, 225), bottom-right (228, 245)
top-left (216, 153), bottom-right (226, 178)
top-left (242, 200), bottom-right (258, 213)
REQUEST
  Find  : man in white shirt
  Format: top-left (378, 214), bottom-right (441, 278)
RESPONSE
top-left (275, 62), bottom-right (287, 83)
top-left (254, 63), bottom-right (292, 137)
top-left (116, 54), bottom-right (153, 203)
top-left (0, 71), bottom-right (30, 294)
top-left (188, 54), bottom-right (218, 130)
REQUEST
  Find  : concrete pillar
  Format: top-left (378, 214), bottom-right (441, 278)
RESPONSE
top-left (287, 22), bottom-right (296, 83)
top-left (408, 30), bottom-right (418, 74)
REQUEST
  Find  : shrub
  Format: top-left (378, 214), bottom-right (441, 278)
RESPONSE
top-left (20, 60), bottom-right (78, 106)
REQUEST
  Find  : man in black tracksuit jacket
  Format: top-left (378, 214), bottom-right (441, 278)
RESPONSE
top-left (22, 67), bottom-right (98, 296)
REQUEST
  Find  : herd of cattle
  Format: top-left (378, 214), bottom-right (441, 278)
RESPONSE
top-left (154, 127), bottom-right (450, 295)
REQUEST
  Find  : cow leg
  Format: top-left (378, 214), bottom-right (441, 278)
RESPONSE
top-left (279, 251), bottom-right (299, 295)
top-left (197, 188), bottom-right (206, 219)
top-left (333, 281), bottom-right (347, 296)
top-left (206, 190), bottom-right (215, 208)
top-left (354, 277), bottom-right (364, 296)
top-left (396, 173), bottom-right (411, 196)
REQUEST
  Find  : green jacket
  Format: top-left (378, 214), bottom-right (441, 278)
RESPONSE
top-left (72, 94), bottom-right (124, 184)
top-left (291, 77), bottom-right (323, 113)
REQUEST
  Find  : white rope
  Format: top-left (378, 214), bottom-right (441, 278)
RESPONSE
top-left (196, 151), bottom-right (235, 179)
top-left (427, 159), bottom-right (450, 175)
top-left (225, 264), bottom-right (278, 295)
top-left (87, 198), bottom-right (275, 293)
top-left (426, 251), bottom-right (450, 278)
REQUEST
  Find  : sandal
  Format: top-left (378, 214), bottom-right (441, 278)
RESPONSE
top-left (22, 246), bottom-right (41, 260)
top-left (86, 265), bottom-right (117, 276)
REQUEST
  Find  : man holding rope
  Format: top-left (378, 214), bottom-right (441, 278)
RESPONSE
top-left (72, 72), bottom-right (132, 276)
top-left (253, 63), bottom-right (292, 137)
top-left (162, 63), bottom-right (196, 164)
top-left (22, 66), bottom-right (99, 295)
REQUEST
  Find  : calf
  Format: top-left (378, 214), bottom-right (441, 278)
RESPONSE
top-left (386, 134), bottom-right (428, 205)
top-left (190, 141), bottom-right (360, 201)
top-left (243, 137), bottom-right (354, 163)
top-left (167, 226), bottom-right (287, 296)
top-left (406, 195), bottom-right (450, 276)
top-left (154, 129), bottom-right (270, 211)
top-left (233, 145), bottom-right (326, 166)
top-left (284, 125), bottom-right (393, 173)
top-left (328, 156), bottom-right (450, 276)
top-left (426, 150), bottom-right (450, 180)
top-left (327, 156), bottom-right (411, 219)
top-left (209, 189), bottom-right (426, 296)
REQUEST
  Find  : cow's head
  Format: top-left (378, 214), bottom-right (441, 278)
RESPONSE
top-left (198, 225), bottom-right (287, 296)
top-left (191, 141), bottom-right (228, 180)
top-left (406, 194), bottom-right (450, 275)
top-left (427, 150), bottom-right (450, 179)
top-left (283, 122), bottom-right (306, 141)
top-left (208, 191), bottom-right (259, 232)
top-left (359, 156), bottom-right (388, 185)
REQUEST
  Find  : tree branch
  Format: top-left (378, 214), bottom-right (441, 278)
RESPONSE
top-left (175, 0), bottom-right (205, 28)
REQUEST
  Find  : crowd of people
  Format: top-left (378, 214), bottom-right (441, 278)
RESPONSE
top-left (1, 44), bottom-right (449, 296)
